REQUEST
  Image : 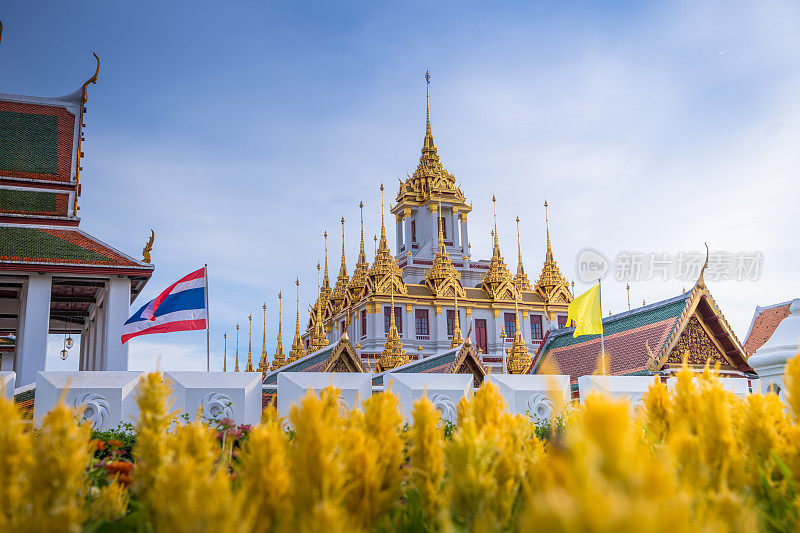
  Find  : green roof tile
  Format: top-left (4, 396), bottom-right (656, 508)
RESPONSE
top-left (0, 227), bottom-right (111, 262)
top-left (0, 111), bottom-right (58, 175)
top-left (0, 189), bottom-right (58, 214)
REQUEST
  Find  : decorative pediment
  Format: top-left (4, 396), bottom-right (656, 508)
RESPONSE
top-left (322, 338), bottom-right (364, 373)
top-left (449, 344), bottom-right (487, 388)
top-left (665, 315), bottom-right (732, 369)
top-left (367, 273), bottom-right (408, 297)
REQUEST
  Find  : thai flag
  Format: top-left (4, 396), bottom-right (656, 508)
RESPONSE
top-left (121, 267), bottom-right (208, 344)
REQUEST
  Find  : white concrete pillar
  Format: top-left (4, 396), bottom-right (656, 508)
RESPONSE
top-left (93, 307), bottom-right (105, 371)
top-left (16, 274), bottom-right (52, 386)
top-left (395, 218), bottom-right (403, 254)
top-left (460, 215), bottom-right (469, 257)
top-left (102, 277), bottom-right (131, 371)
top-left (78, 328), bottom-right (87, 370)
top-left (404, 213), bottom-right (413, 250)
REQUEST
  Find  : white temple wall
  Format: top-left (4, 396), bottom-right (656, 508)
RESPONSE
top-left (385, 373), bottom-right (473, 424)
top-left (277, 372), bottom-right (373, 422)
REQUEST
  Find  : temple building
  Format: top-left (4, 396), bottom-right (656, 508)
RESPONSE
top-left (0, 41), bottom-right (153, 386)
top-left (271, 72), bottom-right (574, 375)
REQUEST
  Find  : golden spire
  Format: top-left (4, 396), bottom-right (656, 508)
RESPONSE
top-left (425, 201), bottom-right (463, 298)
top-left (507, 296), bottom-right (531, 374)
top-left (330, 217), bottom-right (349, 314)
top-left (246, 314), bottom-right (254, 372)
top-left (535, 199), bottom-right (567, 299)
top-left (288, 278), bottom-right (306, 361)
top-left (376, 284), bottom-right (409, 372)
top-left (626, 283), bottom-right (631, 311)
top-left (450, 285), bottom-right (464, 348)
top-left (234, 324), bottom-right (240, 372)
top-left (425, 70), bottom-right (433, 145)
top-left (480, 195), bottom-right (517, 300)
top-left (514, 215), bottom-right (533, 292)
top-left (223, 332), bottom-right (227, 372)
top-left (368, 184), bottom-right (407, 296)
top-left (320, 232), bottom-right (332, 306)
top-left (347, 201), bottom-right (370, 303)
top-left (309, 264), bottom-right (330, 353)
top-left (272, 292), bottom-right (287, 370)
top-left (258, 304), bottom-right (269, 376)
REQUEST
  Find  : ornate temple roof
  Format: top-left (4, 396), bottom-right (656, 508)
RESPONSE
top-left (372, 343), bottom-right (486, 388)
top-left (530, 276), bottom-right (753, 383)
top-left (367, 184), bottom-right (406, 296)
top-left (743, 300), bottom-right (793, 355)
top-left (329, 217), bottom-right (349, 315)
top-left (375, 288), bottom-right (409, 372)
top-left (392, 71), bottom-right (470, 214)
top-left (424, 204), bottom-right (465, 298)
top-left (514, 215), bottom-right (533, 293)
top-left (263, 335), bottom-right (364, 385)
top-left (534, 201), bottom-right (569, 302)
top-left (480, 196), bottom-right (519, 301)
top-left (271, 292), bottom-right (288, 370)
top-left (347, 201), bottom-right (370, 304)
top-left (287, 279), bottom-right (307, 362)
top-left (506, 301), bottom-right (531, 373)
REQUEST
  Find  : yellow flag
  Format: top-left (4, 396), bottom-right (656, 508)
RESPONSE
top-left (567, 282), bottom-right (603, 338)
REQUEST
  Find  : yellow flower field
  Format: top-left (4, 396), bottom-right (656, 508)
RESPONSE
top-left (1, 353), bottom-right (799, 532)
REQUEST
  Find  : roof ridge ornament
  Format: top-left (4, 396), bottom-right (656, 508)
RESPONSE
top-left (288, 278), bottom-right (306, 361)
top-left (142, 229), bottom-right (155, 264)
top-left (81, 52), bottom-right (100, 104)
top-left (514, 215), bottom-right (533, 292)
top-left (272, 291), bottom-right (287, 370)
top-left (347, 201), bottom-right (370, 303)
top-left (697, 242), bottom-right (710, 290)
top-left (480, 195), bottom-right (517, 301)
top-left (535, 199), bottom-right (568, 301)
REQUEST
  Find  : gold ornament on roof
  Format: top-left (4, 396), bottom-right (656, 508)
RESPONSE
top-left (223, 332), bottom-right (227, 372)
top-left (288, 278), bottom-right (307, 361)
top-left (347, 201), bottom-right (370, 303)
top-left (258, 304), bottom-right (269, 377)
top-left (425, 201), bottom-right (465, 298)
top-left (376, 285), bottom-right (409, 372)
top-left (318, 232), bottom-right (332, 316)
top-left (450, 285), bottom-right (464, 348)
top-left (245, 314), bottom-right (254, 372)
top-left (367, 184), bottom-right (407, 296)
top-left (513, 215), bottom-right (533, 293)
top-left (534, 200), bottom-right (568, 302)
top-left (506, 297), bottom-right (531, 374)
top-left (480, 195), bottom-right (518, 301)
top-left (272, 292), bottom-right (288, 370)
top-left (234, 324), bottom-right (240, 372)
top-left (80, 52), bottom-right (100, 105)
top-left (396, 71), bottom-right (466, 207)
top-left (142, 230), bottom-right (155, 264)
top-left (309, 265), bottom-right (330, 353)
top-left (329, 217), bottom-right (349, 315)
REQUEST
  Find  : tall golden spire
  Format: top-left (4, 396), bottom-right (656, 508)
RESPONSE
top-left (258, 304), bottom-right (269, 376)
top-left (246, 314), bottom-right (254, 372)
top-left (514, 215), bottom-right (533, 292)
top-left (507, 296), bottom-right (531, 374)
top-left (480, 195), bottom-right (517, 300)
top-left (450, 284), bottom-right (464, 348)
top-left (234, 324), bottom-right (240, 372)
top-left (309, 263), bottom-right (330, 353)
top-left (272, 292), bottom-right (287, 370)
top-left (425, 201), bottom-right (463, 298)
top-left (348, 201), bottom-right (370, 302)
top-left (376, 284), bottom-right (409, 372)
top-left (425, 70), bottom-right (433, 147)
top-left (330, 217), bottom-right (349, 314)
top-left (320, 232), bottom-right (332, 305)
top-left (368, 184), bottom-right (406, 296)
top-left (288, 278), bottom-right (306, 361)
top-left (223, 332), bottom-right (227, 372)
top-left (535, 199), bottom-right (567, 299)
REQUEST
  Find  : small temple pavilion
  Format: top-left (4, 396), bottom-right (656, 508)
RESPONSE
top-left (0, 38), bottom-right (153, 386)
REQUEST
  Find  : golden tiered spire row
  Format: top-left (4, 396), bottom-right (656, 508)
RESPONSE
top-left (223, 332), bottom-right (227, 372)
top-left (376, 284), bottom-right (409, 372)
top-left (534, 200), bottom-right (568, 302)
top-left (271, 292), bottom-right (287, 370)
top-left (288, 278), bottom-right (306, 361)
top-left (368, 184), bottom-right (406, 296)
top-left (506, 296), bottom-right (531, 374)
top-left (514, 215), bottom-right (533, 293)
top-left (425, 201), bottom-right (464, 298)
top-left (234, 324), bottom-right (240, 372)
top-left (246, 314), bottom-right (254, 372)
top-left (330, 217), bottom-right (349, 314)
top-left (480, 195), bottom-right (518, 301)
top-left (258, 304), bottom-right (269, 377)
top-left (347, 201), bottom-right (370, 303)
top-left (450, 283), bottom-right (464, 348)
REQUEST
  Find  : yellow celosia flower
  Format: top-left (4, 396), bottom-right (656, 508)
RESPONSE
top-left (88, 481), bottom-right (129, 523)
top-left (408, 396), bottom-right (445, 524)
top-left (133, 371), bottom-right (174, 499)
top-left (784, 350), bottom-right (800, 423)
top-left (0, 388), bottom-right (32, 531)
top-left (643, 376), bottom-right (671, 443)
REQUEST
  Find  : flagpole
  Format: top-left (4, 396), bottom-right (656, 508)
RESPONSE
top-left (205, 263), bottom-right (210, 372)
top-left (598, 278), bottom-right (606, 375)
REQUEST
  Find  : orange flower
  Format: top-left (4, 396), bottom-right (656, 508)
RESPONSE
top-left (91, 439), bottom-right (106, 451)
top-left (107, 439), bottom-right (124, 449)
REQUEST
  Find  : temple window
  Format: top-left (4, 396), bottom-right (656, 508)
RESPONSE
top-left (411, 220), bottom-right (416, 242)
top-left (530, 314), bottom-right (543, 340)
top-left (360, 309), bottom-right (367, 338)
top-left (557, 315), bottom-right (568, 329)
top-left (384, 306), bottom-right (403, 334)
top-left (415, 309), bottom-right (429, 337)
top-left (440, 217), bottom-right (447, 239)
top-left (504, 312), bottom-right (516, 341)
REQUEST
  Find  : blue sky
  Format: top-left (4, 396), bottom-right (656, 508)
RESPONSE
top-left (3, 1), bottom-right (799, 371)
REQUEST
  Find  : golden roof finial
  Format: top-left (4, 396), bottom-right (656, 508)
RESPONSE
top-left (535, 199), bottom-right (567, 300)
top-left (376, 284), bottom-right (409, 372)
top-left (272, 292), bottom-right (287, 370)
top-left (258, 303), bottom-right (268, 376)
top-left (626, 283), bottom-right (631, 311)
top-left (368, 184), bottom-right (407, 296)
top-left (425, 70), bottom-right (431, 137)
top-left (348, 201), bottom-right (370, 303)
top-left (514, 215), bottom-right (533, 292)
top-left (142, 230), bottom-right (155, 264)
top-left (234, 324), bottom-right (240, 372)
top-left (81, 52), bottom-right (100, 105)
top-left (246, 314), bottom-right (254, 372)
top-left (309, 263), bottom-right (330, 353)
top-left (288, 278), bottom-right (306, 361)
top-left (223, 332), bottom-right (227, 372)
top-left (480, 195), bottom-right (517, 300)
top-left (379, 184), bottom-right (387, 249)
top-left (507, 295), bottom-right (531, 374)
top-left (330, 217), bottom-right (349, 314)
top-left (321, 232), bottom-right (331, 299)
top-left (450, 283), bottom-right (463, 348)
top-left (697, 242), bottom-right (710, 290)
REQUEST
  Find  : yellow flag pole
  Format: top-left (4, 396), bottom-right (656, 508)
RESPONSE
top-left (598, 278), bottom-right (606, 375)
